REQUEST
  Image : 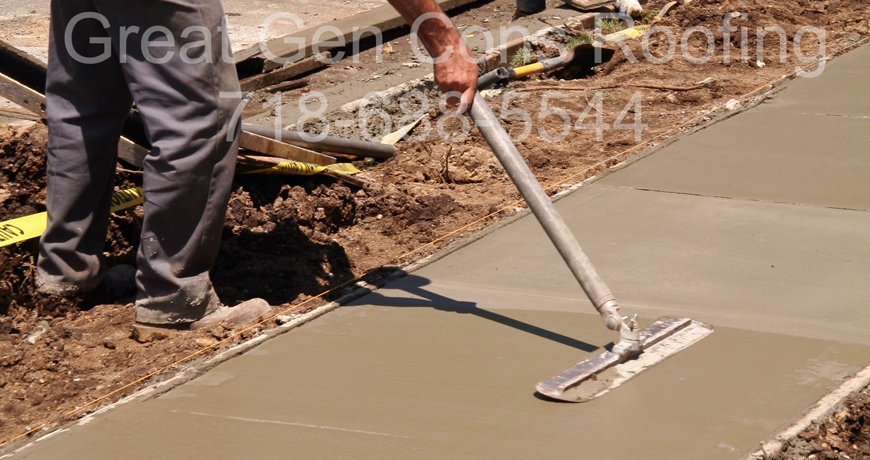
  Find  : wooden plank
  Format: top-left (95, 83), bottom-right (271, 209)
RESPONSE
top-left (0, 107), bottom-right (39, 121)
top-left (263, 78), bottom-right (309, 93)
top-left (239, 131), bottom-right (336, 166)
top-left (0, 71), bottom-right (149, 168)
top-left (118, 137), bottom-right (149, 167)
top-left (0, 72), bottom-right (46, 118)
top-left (0, 39), bottom-right (47, 94)
top-left (234, 0), bottom-right (485, 65)
top-left (239, 52), bottom-right (329, 92)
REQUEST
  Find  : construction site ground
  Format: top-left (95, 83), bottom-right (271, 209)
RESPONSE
top-left (1, 0), bottom-right (869, 457)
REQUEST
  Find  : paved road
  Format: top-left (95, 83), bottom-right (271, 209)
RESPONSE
top-left (7, 40), bottom-right (870, 460)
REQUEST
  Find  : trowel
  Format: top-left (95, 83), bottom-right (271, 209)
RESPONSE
top-left (467, 71), bottom-right (713, 402)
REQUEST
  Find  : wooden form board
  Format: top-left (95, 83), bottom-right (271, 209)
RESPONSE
top-left (0, 71), bottom-right (148, 167)
top-left (239, 52), bottom-right (329, 92)
top-left (0, 72), bottom-right (46, 118)
top-left (239, 131), bottom-right (336, 166)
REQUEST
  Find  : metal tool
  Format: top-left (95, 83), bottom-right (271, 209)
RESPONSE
top-left (242, 124), bottom-right (396, 159)
top-left (468, 89), bottom-right (712, 402)
top-left (477, 45), bottom-right (615, 91)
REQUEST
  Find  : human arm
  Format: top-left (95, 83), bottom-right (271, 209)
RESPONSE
top-left (387, 0), bottom-right (478, 109)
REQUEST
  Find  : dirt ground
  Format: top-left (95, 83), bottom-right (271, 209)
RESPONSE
top-left (775, 387), bottom-right (870, 460)
top-left (2, 0), bottom-right (870, 447)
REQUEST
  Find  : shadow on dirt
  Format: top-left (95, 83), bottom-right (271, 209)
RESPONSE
top-left (212, 217), bottom-right (355, 306)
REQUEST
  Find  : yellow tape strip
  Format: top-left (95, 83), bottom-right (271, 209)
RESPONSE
top-left (241, 161), bottom-right (361, 176)
top-left (602, 25), bottom-right (650, 43)
top-left (0, 187), bottom-right (144, 248)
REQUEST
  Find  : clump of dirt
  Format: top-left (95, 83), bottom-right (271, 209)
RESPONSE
top-left (0, 124), bottom-right (142, 317)
top-left (213, 179), bottom-right (359, 304)
top-left (775, 387), bottom-right (870, 460)
top-left (0, 124), bottom-right (46, 219)
top-left (0, 124), bottom-right (73, 318)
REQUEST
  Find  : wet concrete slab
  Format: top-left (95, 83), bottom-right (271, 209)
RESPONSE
top-left (15, 306), bottom-right (870, 460)
top-left (766, 43), bottom-right (870, 117)
top-left (599, 44), bottom-right (870, 210)
top-left (13, 184), bottom-right (870, 460)
top-left (416, 186), bottom-right (870, 345)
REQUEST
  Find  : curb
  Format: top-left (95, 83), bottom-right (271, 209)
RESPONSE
top-left (742, 364), bottom-right (870, 460)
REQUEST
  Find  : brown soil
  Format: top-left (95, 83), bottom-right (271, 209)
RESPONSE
top-left (775, 387), bottom-right (870, 460)
top-left (2, 0), bottom-right (869, 447)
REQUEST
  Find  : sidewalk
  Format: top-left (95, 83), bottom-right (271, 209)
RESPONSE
top-left (10, 45), bottom-right (870, 460)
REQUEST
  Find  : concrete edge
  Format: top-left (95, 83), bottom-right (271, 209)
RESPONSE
top-left (742, 364), bottom-right (870, 460)
top-left (393, 180), bottom-right (587, 274)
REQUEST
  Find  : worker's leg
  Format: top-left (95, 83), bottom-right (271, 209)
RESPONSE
top-left (92, 0), bottom-right (241, 324)
top-left (36, 0), bottom-right (134, 295)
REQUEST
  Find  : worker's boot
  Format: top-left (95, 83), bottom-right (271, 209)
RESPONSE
top-left (131, 297), bottom-right (272, 343)
top-left (36, 264), bottom-right (137, 301)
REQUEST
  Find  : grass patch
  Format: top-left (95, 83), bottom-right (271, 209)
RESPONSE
top-left (511, 47), bottom-right (537, 67)
top-left (567, 32), bottom-right (594, 49)
top-left (644, 9), bottom-right (660, 23)
top-left (598, 19), bottom-right (625, 34)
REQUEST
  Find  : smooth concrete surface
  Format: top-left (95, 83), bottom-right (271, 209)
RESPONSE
top-left (767, 43), bottom-right (870, 117)
top-left (599, 44), bottom-right (870, 210)
top-left (9, 39), bottom-right (870, 460)
top-left (15, 305), bottom-right (870, 460)
top-left (417, 185), bottom-right (870, 345)
top-left (13, 180), bottom-right (870, 460)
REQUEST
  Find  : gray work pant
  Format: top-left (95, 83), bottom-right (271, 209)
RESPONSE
top-left (37, 0), bottom-right (241, 324)
top-left (517, 0), bottom-right (547, 13)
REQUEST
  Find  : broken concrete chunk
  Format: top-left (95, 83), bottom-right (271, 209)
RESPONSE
top-left (25, 321), bottom-right (51, 345)
top-left (275, 314), bottom-right (301, 325)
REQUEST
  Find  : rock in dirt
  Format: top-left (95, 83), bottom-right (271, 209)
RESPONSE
top-left (24, 320), bottom-right (50, 345)
top-left (446, 147), bottom-right (504, 184)
top-left (725, 99), bottom-right (742, 111)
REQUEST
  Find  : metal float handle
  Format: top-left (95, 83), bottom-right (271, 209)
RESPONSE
top-left (467, 91), bottom-right (639, 352)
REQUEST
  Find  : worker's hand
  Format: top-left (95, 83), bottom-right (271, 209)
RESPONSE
top-left (433, 44), bottom-right (478, 111)
top-left (386, 0), bottom-right (478, 111)
top-left (619, 0), bottom-right (643, 17)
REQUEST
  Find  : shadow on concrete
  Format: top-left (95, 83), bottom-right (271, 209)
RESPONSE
top-left (358, 274), bottom-right (600, 353)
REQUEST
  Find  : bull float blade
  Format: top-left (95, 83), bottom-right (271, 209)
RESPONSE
top-left (468, 91), bottom-right (712, 402)
top-left (536, 318), bottom-right (714, 402)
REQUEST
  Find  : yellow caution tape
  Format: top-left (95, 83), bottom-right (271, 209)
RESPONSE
top-left (241, 161), bottom-right (360, 176)
top-left (602, 25), bottom-right (650, 43)
top-left (0, 187), bottom-right (144, 248)
top-left (109, 187), bottom-right (145, 212)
